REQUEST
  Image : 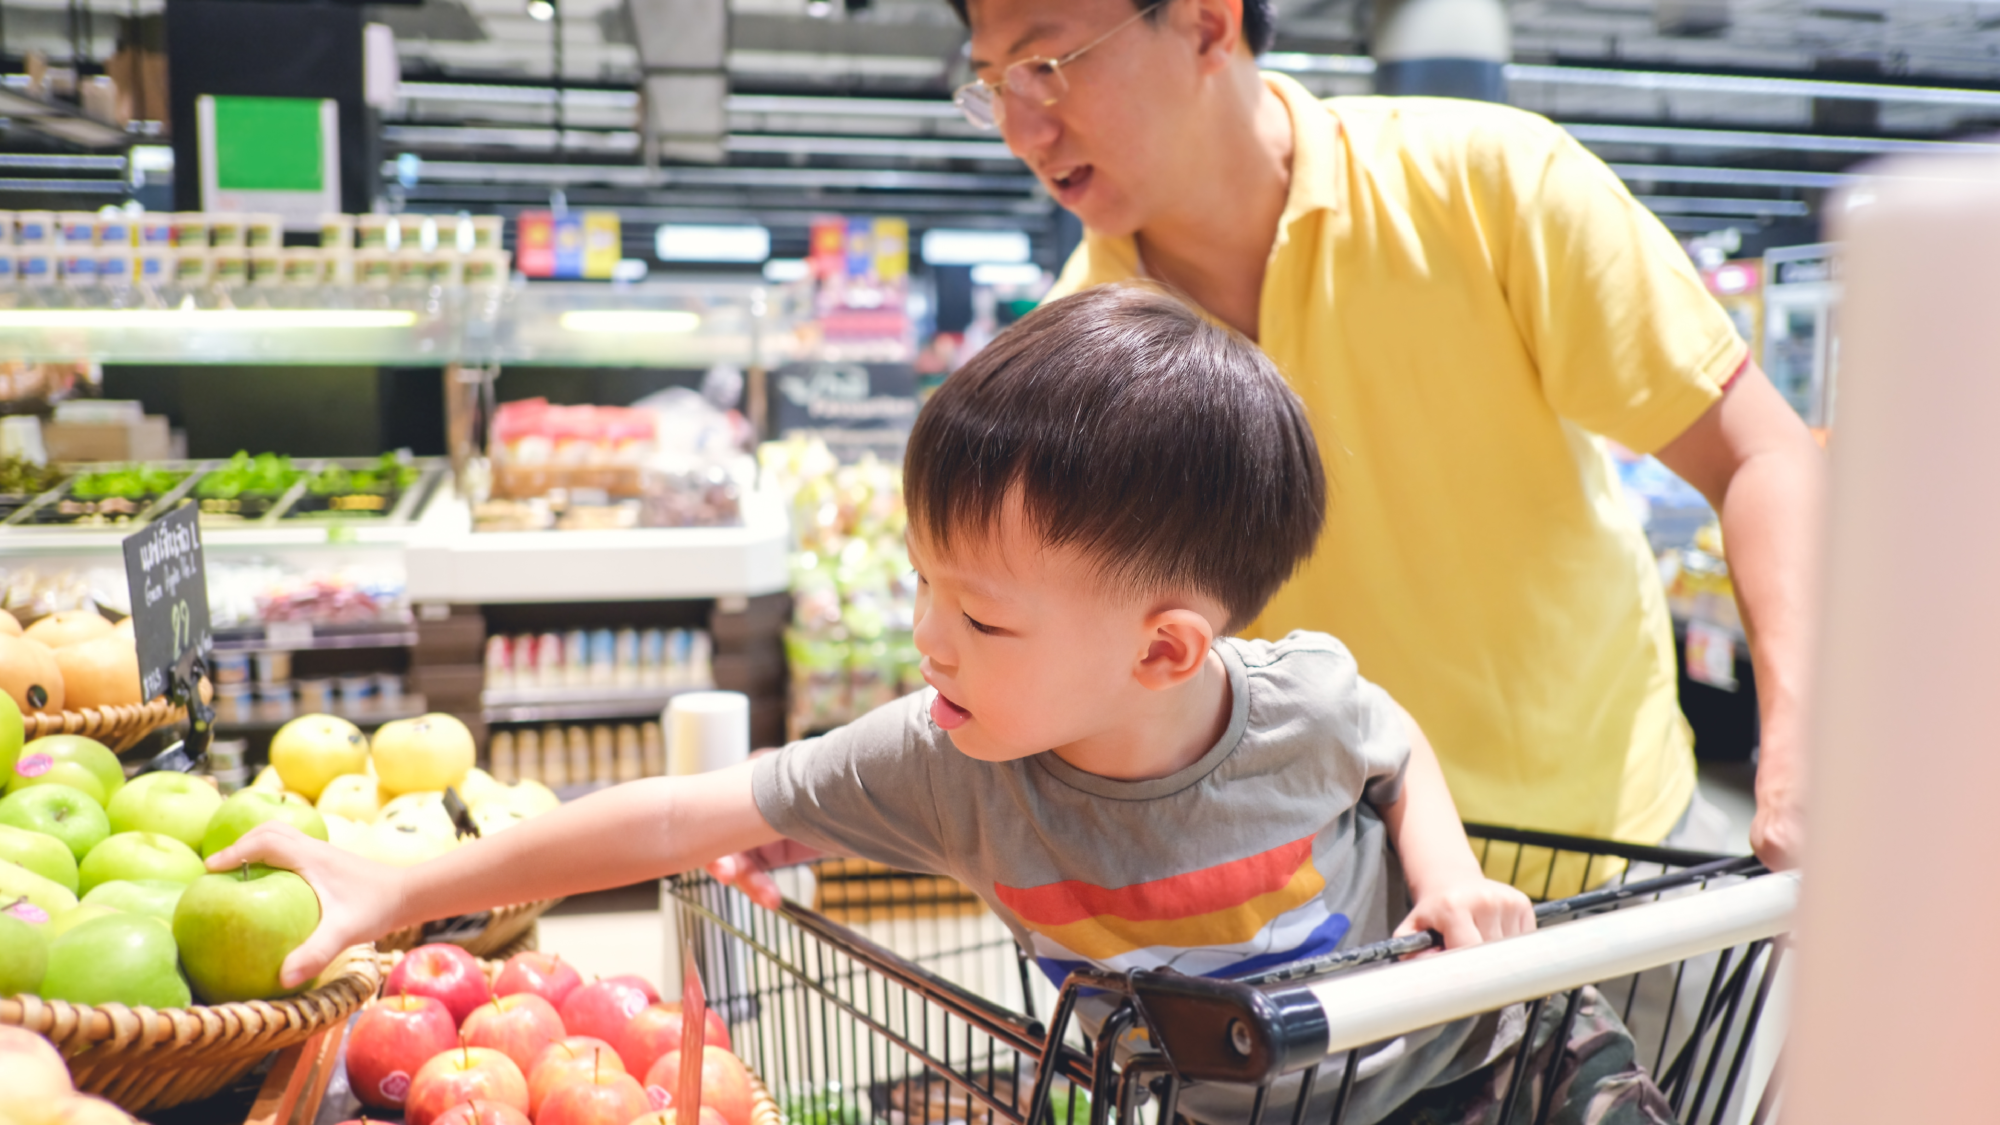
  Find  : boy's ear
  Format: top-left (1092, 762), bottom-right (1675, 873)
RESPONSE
top-left (1135, 608), bottom-right (1216, 691)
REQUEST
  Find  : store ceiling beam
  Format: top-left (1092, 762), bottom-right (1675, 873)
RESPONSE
top-left (722, 134), bottom-right (1016, 161)
top-left (1608, 163), bottom-right (1856, 188)
top-left (0, 153), bottom-right (126, 172)
top-left (0, 177), bottom-right (126, 194)
top-left (397, 81), bottom-right (641, 109)
top-left (1566, 123), bottom-right (2000, 155)
top-left (1262, 51), bottom-right (2000, 108)
top-left (1633, 195), bottom-right (1813, 217)
top-left (725, 94), bottom-right (962, 119)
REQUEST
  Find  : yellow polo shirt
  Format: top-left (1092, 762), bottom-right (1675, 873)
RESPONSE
top-left (1048, 74), bottom-right (1746, 848)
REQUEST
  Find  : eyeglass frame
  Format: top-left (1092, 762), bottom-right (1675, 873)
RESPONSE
top-left (952, 1), bottom-right (1170, 130)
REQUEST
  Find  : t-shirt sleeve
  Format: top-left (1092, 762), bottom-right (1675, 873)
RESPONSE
top-left (751, 693), bottom-right (953, 876)
top-left (1258, 634), bottom-right (1411, 809)
top-left (1349, 675), bottom-right (1411, 810)
top-left (1492, 115), bottom-right (1749, 454)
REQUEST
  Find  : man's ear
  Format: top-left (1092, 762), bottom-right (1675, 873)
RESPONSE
top-left (1135, 608), bottom-right (1217, 692)
top-left (1186, 0), bottom-right (1245, 66)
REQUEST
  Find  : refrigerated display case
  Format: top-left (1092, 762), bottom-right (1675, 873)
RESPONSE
top-left (1763, 243), bottom-right (1841, 430)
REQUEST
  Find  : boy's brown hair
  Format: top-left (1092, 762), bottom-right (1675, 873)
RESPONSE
top-left (905, 283), bottom-right (1326, 632)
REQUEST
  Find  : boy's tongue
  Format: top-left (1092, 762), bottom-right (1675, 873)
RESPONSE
top-left (930, 692), bottom-right (971, 731)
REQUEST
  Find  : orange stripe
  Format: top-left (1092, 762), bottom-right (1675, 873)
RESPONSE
top-left (1024, 855), bottom-right (1327, 960)
top-left (994, 835), bottom-right (1317, 925)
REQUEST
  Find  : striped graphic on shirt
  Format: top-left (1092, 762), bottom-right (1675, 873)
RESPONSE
top-left (995, 834), bottom-right (1351, 983)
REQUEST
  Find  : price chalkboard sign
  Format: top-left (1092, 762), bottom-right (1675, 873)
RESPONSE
top-left (122, 504), bottom-right (212, 703)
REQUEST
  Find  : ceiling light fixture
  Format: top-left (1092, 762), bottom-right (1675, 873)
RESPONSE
top-left (527, 0), bottom-right (555, 21)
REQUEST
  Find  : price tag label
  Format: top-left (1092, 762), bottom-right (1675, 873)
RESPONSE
top-left (122, 504), bottom-right (212, 703)
top-left (264, 620), bottom-right (314, 648)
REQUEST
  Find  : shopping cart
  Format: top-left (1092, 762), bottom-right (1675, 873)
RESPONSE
top-left (666, 825), bottom-right (1796, 1125)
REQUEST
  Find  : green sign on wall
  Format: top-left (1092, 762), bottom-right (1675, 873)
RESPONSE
top-left (211, 96), bottom-right (325, 193)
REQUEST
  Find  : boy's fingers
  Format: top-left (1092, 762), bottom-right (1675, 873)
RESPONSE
top-left (204, 820), bottom-right (308, 872)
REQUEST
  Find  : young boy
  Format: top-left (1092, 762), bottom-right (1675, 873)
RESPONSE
top-left (219, 285), bottom-right (1670, 1124)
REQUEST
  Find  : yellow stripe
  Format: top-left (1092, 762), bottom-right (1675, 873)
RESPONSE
top-left (1025, 857), bottom-right (1326, 961)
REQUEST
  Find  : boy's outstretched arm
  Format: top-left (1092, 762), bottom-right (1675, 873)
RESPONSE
top-left (207, 759), bottom-right (781, 989)
top-left (1378, 706), bottom-right (1536, 952)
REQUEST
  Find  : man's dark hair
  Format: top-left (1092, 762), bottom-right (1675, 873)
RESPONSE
top-left (947, 0), bottom-right (1277, 57)
top-left (905, 284), bottom-right (1324, 632)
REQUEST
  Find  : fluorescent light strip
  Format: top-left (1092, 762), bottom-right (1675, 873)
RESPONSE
top-left (1633, 195), bottom-right (1812, 217)
top-left (1261, 52), bottom-right (2000, 108)
top-left (0, 178), bottom-right (127, 195)
top-left (1608, 164), bottom-right (1855, 188)
top-left (382, 125), bottom-right (641, 152)
top-left (0, 310), bottom-right (420, 329)
top-left (396, 81), bottom-right (640, 109)
top-left (0, 154), bottom-right (126, 172)
top-left (727, 94), bottom-right (962, 119)
top-left (390, 160), bottom-right (1036, 193)
top-left (1566, 123), bottom-right (2000, 155)
top-left (560, 310), bottom-right (701, 334)
top-left (724, 134), bottom-right (1016, 161)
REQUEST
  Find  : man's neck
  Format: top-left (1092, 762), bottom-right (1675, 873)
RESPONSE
top-left (1134, 68), bottom-right (1294, 341)
top-left (1051, 649), bottom-right (1234, 782)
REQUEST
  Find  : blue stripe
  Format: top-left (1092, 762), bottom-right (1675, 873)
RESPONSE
top-left (1032, 912), bottom-right (1353, 986)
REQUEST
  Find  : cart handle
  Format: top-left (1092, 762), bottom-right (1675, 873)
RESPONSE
top-left (1129, 870), bottom-right (1800, 1085)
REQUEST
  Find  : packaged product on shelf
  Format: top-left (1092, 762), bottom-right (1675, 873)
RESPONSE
top-left (171, 246), bottom-right (210, 287)
top-left (641, 721), bottom-right (664, 776)
top-left (565, 725), bottom-right (590, 784)
top-left (15, 211), bottom-right (51, 245)
top-left (281, 247), bottom-right (324, 286)
top-left (615, 627), bottom-right (639, 686)
top-left (355, 249), bottom-right (392, 286)
top-left (209, 213), bottom-right (245, 249)
top-left (97, 246), bottom-right (132, 286)
top-left (485, 634), bottom-right (514, 692)
top-left (58, 251), bottom-right (94, 285)
top-left (58, 211), bottom-right (96, 246)
top-left (615, 723), bottom-right (642, 782)
top-left (470, 215), bottom-right (504, 250)
top-left (136, 213), bottom-right (171, 249)
top-left (337, 674), bottom-right (375, 703)
top-left (463, 249), bottom-right (509, 286)
top-left (17, 249), bottom-right (51, 285)
top-left (245, 213), bottom-right (283, 250)
top-left (516, 727), bottom-right (543, 783)
top-left (536, 630), bottom-right (562, 686)
top-left (170, 212), bottom-right (208, 249)
top-left (563, 629), bottom-right (588, 686)
top-left (590, 725), bottom-right (614, 782)
top-left (490, 729), bottom-right (517, 783)
top-left (639, 627), bottom-right (665, 687)
top-left (298, 678), bottom-right (334, 712)
top-left (136, 251), bottom-right (168, 287)
top-left (213, 252), bottom-right (247, 287)
top-left (589, 627), bottom-right (616, 685)
top-left (0, 252), bottom-right (15, 284)
top-left (320, 213), bottom-right (354, 251)
top-left (375, 672), bottom-right (402, 701)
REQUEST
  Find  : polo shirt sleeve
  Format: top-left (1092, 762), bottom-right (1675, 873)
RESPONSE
top-left (1494, 116), bottom-right (1749, 454)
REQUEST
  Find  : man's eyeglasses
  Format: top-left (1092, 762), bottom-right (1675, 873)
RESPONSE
top-left (952, 2), bottom-right (1166, 131)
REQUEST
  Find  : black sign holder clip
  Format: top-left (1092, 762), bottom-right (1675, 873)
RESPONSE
top-left (135, 647), bottom-right (215, 776)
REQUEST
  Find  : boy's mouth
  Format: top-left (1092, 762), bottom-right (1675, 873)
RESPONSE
top-left (930, 691), bottom-right (972, 731)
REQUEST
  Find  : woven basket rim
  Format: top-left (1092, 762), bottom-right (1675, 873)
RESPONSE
top-left (22, 696), bottom-right (188, 753)
top-left (23, 696), bottom-right (185, 728)
top-left (0, 942), bottom-right (381, 1060)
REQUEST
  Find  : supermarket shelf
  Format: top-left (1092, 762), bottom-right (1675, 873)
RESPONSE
top-left (0, 279), bottom-right (794, 366)
top-left (482, 684), bottom-right (704, 723)
top-left (212, 694), bottom-right (429, 732)
top-left (405, 489), bottom-right (790, 604)
top-left (212, 622), bottom-right (419, 653)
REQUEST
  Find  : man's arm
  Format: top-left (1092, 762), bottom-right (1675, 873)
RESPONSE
top-left (209, 760), bottom-right (782, 988)
top-left (1655, 360), bottom-right (1825, 871)
top-left (1380, 706), bottom-right (1535, 950)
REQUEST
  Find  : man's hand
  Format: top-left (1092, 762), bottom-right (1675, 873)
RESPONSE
top-left (1394, 877), bottom-right (1536, 956)
top-left (706, 838), bottom-right (827, 911)
top-left (206, 820), bottom-right (406, 990)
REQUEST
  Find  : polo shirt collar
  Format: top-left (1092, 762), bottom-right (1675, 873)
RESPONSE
top-left (1264, 70), bottom-right (1343, 225)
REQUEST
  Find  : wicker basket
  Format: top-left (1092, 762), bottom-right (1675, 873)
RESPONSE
top-left (375, 896), bottom-right (563, 958)
top-left (24, 697), bottom-right (187, 754)
top-left (0, 943), bottom-right (382, 1114)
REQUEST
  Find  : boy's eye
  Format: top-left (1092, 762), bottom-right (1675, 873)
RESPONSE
top-left (964, 612), bottom-right (1000, 636)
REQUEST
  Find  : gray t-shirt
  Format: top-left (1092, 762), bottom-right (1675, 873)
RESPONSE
top-left (754, 631), bottom-right (1516, 1124)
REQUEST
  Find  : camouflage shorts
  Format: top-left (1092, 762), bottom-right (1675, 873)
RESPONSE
top-left (1381, 986), bottom-right (1676, 1125)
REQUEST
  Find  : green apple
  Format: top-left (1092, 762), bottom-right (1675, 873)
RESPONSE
top-left (46, 903), bottom-right (121, 940)
top-left (6, 735), bottom-right (124, 806)
top-left (40, 912), bottom-right (191, 1010)
top-left (77, 832), bottom-right (204, 895)
top-left (198, 790), bottom-right (328, 859)
top-left (269, 714), bottom-right (368, 802)
top-left (106, 771), bottom-right (223, 850)
top-left (81, 879), bottom-right (185, 928)
top-left (174, 864), bottom-right (319, 1003)
top-left (0, 690), bottom-right (21, 782)
top-left (0, 909), bottom-right (46, 995)
top-left (0, 785), bottom-right (109, 861)
top-left (0, 858), bottom-right (77, 919)
top-left (0, 822), bottom-right (79, 892)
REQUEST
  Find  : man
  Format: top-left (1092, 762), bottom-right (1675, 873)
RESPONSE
top-left (937, 0), bottom-right (1821, 870)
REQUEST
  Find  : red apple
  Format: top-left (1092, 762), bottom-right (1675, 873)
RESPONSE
top-left (461, 993), bottom-right (566, 1076)
top-left (559, 976), bottom-right (658, 1044)
top-left (431, 1100), bottom-right (533, 1125)
top-left (529, 1038), bottom-right (626, 1117)
top-left (493, 950), bottom-right (584, 1009)
top-left (536, 1068), bottom-right (651, 1125)
top-left (347, 994), bottom-right (460, 1110)
top-left (404, 1046), bottom-right (528, 1125)
top-left (384, 943), bottom-right (494, 1026)
top-left (631, 1108), bottom-right (731, 1125)
top-left (643, 1047), bottom-right (754, 1125)
top-left (617, 1003), bottom-right (733, 1078)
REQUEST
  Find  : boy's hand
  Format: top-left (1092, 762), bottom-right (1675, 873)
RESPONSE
top-left (1394, 877), bottom-right (1536, 956)
top-left (706, 838), bottom-right (827, 911)
top-left (205, 820), bottom-right (406, 990)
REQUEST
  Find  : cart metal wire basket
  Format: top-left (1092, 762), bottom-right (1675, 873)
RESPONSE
top-left (665, 825), bottom-right (1795, 1125)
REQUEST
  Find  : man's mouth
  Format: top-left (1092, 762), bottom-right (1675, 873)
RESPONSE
top-left (1047, 164), bottom-right (1093, 200)
top-left (930, 690), bottom-right (972, 731)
